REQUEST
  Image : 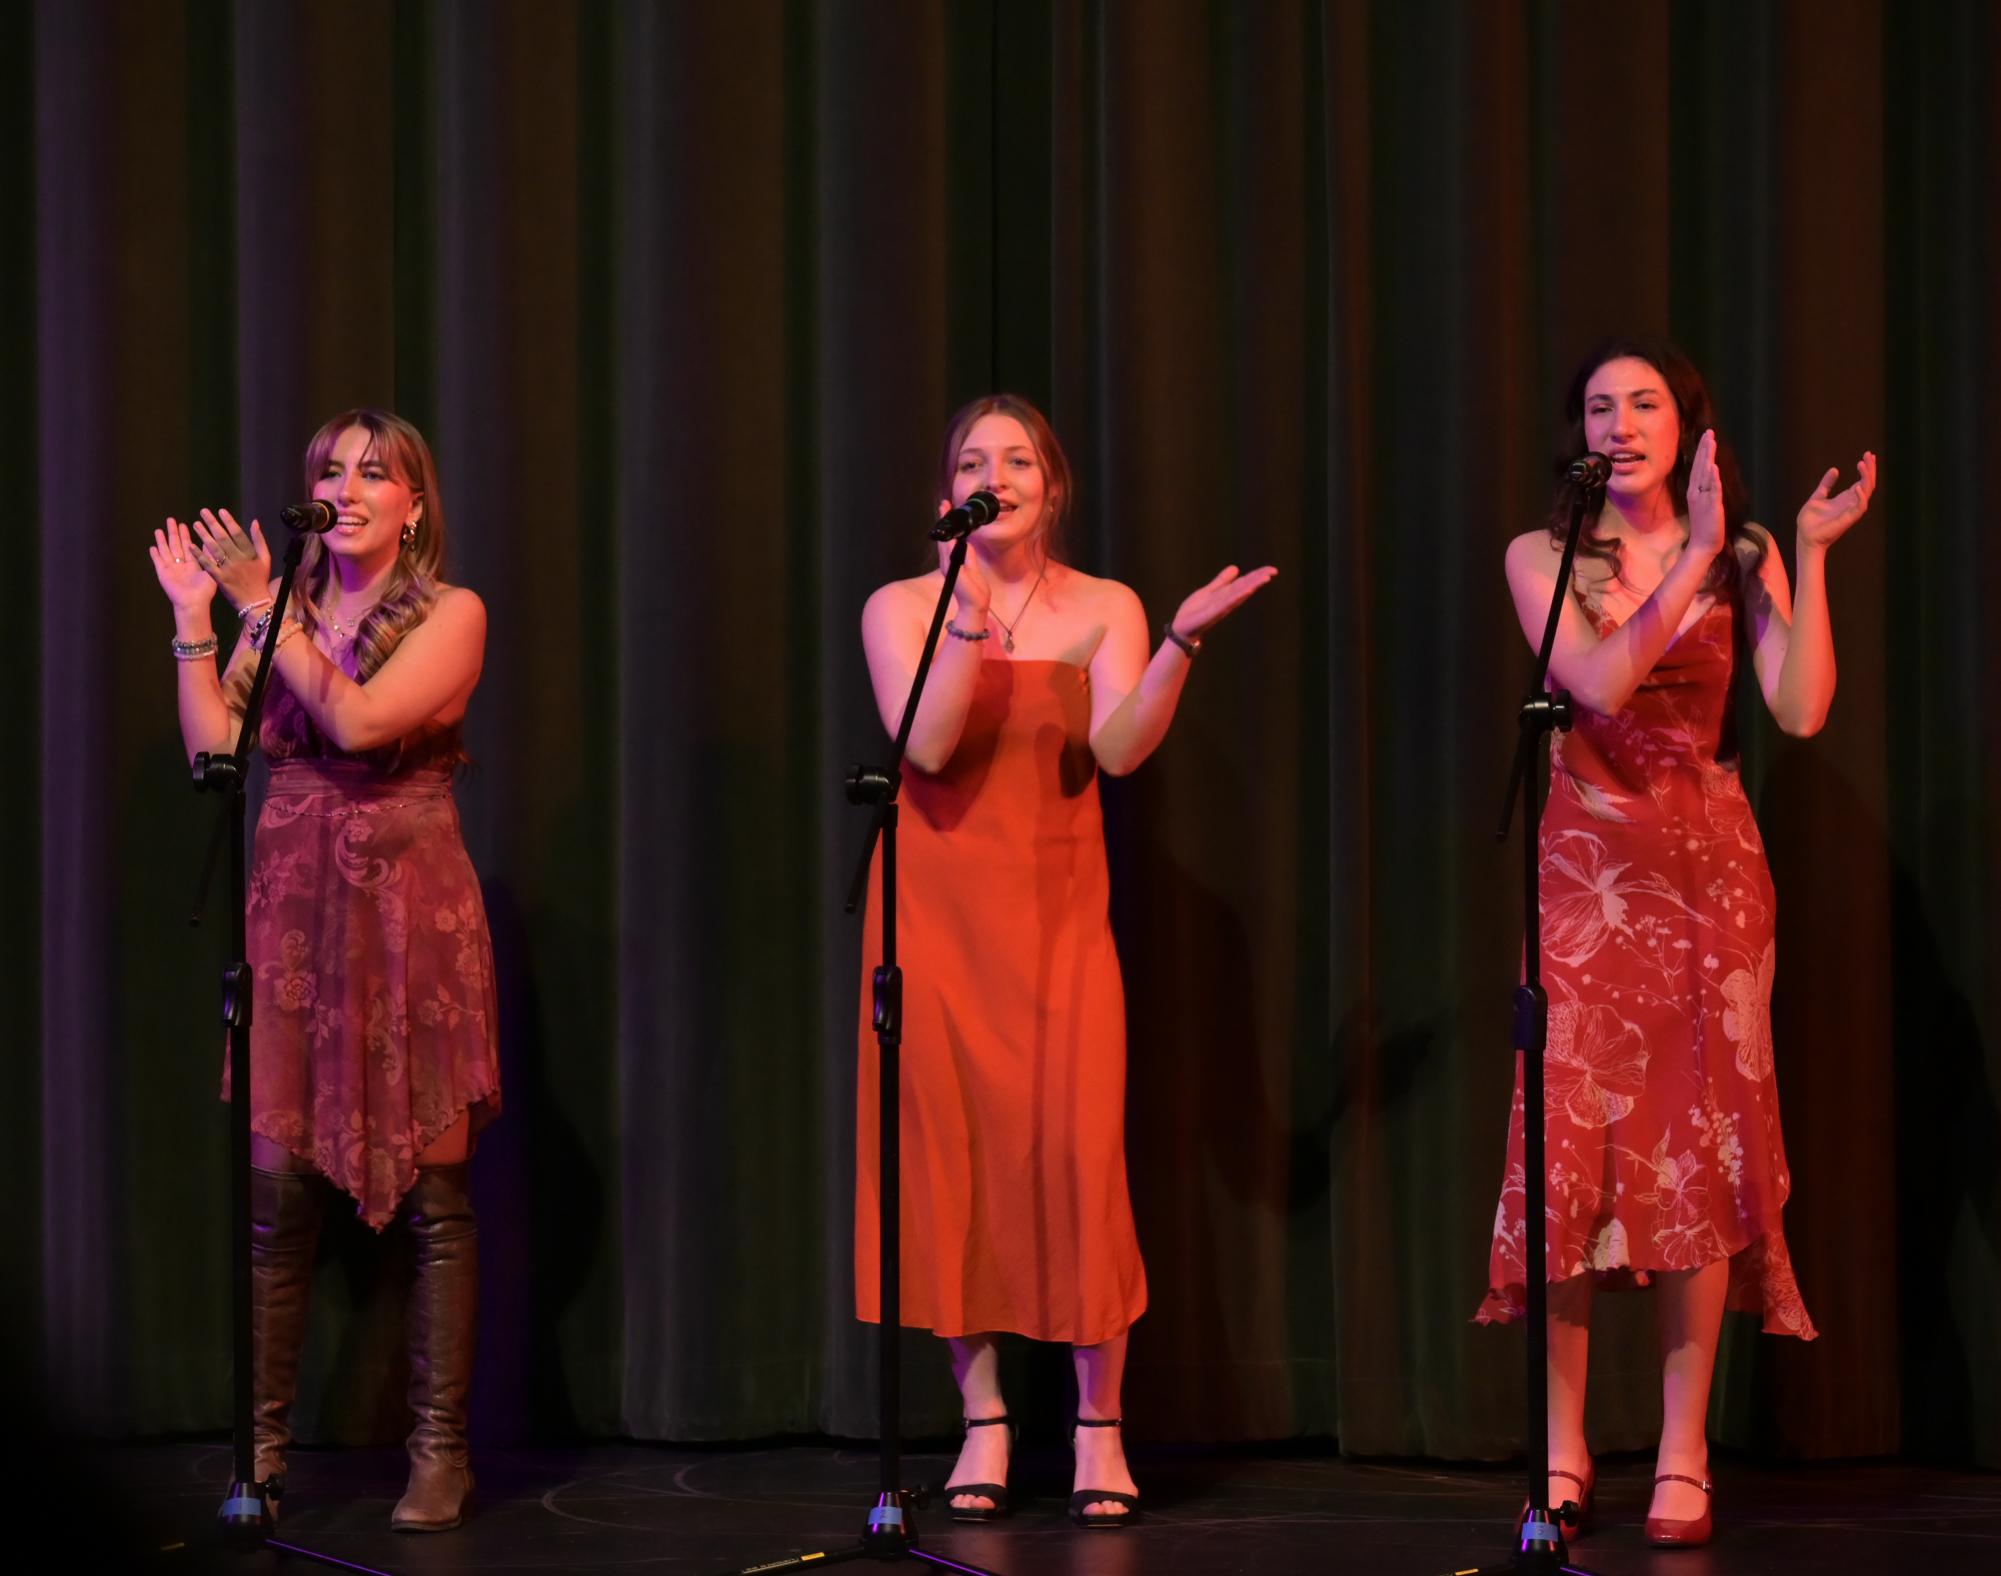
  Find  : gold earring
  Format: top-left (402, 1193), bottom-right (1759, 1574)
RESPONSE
top-left (400, 521), bottom-right (418, 550)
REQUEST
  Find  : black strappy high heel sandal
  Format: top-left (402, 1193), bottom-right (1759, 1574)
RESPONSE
top-left (1068, 1417), bottom-right (1140, 1529)
top-left (942, 1415), bottom-right (1016, 1523)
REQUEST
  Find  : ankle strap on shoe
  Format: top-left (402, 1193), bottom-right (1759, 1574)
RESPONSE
top-left (1074, 1416), bottom-right (1123, 1428)
top-left (963, 1415), bottom-right (1012, 1429)
top-left (1548, 1468), bottom-right (1589, 1491)
top-left (1654, 1473), bottom-right (1711, 1494)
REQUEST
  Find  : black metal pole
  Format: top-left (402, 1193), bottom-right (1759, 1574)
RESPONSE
top-left (1448, 475), bottom-right (1601, 1576)
top-left (194, 530), bottom-right (395, 1574)
top-left (719, 534), bottom-right (999, 1573)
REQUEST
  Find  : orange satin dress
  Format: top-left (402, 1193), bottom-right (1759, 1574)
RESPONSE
top-left (855, 659), bottom-right (1148, 1344)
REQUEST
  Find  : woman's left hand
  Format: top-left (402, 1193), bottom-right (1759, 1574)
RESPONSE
top-left (1170, 564), bottom-right (1279, 642)
top-left (1796, 450), bottom-right (1877, 550)
top-left (186, 507), bottom-right (273, 611)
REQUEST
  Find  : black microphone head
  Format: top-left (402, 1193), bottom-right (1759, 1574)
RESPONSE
top-left (1566, 452), bottom-right (1613, 490)
top-left (280, 499), bottom-right (338, 533)
top-left (928, 489), bottom-right (1003, 540)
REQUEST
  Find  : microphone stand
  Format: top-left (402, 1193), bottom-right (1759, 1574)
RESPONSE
top-left (190, 526), bottom-right (396, 1576)
top-left (718, 528), bottom-right (1000, 1576)
top-left (1446, 473), bottom-right (1604, 1576)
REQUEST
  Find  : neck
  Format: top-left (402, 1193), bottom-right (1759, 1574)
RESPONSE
top-left (1599, 484), bottom-right (1683, 544)
top-left (967, 534), bottom-right (1047, 588)
top-left (328, 550), bottom-right (399, 606)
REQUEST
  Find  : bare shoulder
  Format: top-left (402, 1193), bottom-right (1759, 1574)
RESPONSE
top-left (421, 585), bottom-right (488, 644)
top-left (1505, 527), bottom-right (1561, 581)
top-left (862, 571), bottom-right (941, 624)
top-left (429, 583), bottom-right (487, 620)
top-left (1052, 562), bottom-right (1143, 619)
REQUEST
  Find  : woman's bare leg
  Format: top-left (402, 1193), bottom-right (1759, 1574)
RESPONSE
top-left (1072, 1333), bottom-right (1138, 1518)
top-left (943, 1334), bottom-right (1009, 1513)
top-left (1546, 1272), bottom-right (1595, 1507)
top-left (1651, 1260), bottom-right (1728, 1520)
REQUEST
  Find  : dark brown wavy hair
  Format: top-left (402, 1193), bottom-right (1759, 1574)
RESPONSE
top-left (1549, 336), bottom-right (1765, 600)
top-left (935, 393), bottom-right (1075, 565)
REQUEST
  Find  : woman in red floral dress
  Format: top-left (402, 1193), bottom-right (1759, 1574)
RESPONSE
top-left (1479, 339), bottom-right (1876, 1546)
top-left (150, 410), bottom-right (498, 1533)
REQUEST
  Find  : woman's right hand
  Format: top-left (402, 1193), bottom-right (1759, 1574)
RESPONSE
top-left (937, 505), bottom-right (991, 618)
top-left (149, 517), bottom-right (219, 618)
top-left (1684, 428), bottom-right (1725, 562)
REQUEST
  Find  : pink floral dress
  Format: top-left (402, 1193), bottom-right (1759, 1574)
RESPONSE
top-left (1478, 583), bottom-right (1816, 1338)
top-left (223, 676), bottom-right (501, 1228)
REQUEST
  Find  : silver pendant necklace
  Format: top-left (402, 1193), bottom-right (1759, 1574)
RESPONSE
top-left (989, 565), bottom-right (1046, 654)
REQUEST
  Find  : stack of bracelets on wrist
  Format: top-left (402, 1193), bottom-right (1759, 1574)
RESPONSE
top-left (244, 607), bottom-right (276, 647)
top-left (945, 619), bottom-right (992, 642)
top-left (172, 634), bottom-right (219, 661)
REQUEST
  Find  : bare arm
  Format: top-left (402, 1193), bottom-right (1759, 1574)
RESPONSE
top-left (1744, 451), bottom-right (1876, 738)
top-left (861, 574), bottom-right (991, 774)
top-left (262, 588), bottom-right (488, 752)
top-left (1088, 564), bottom-right (1278, 776)
top-left (149, 516), bottom-right (257, 763)
top-left (1504, 531), bottom-right (1718, 717)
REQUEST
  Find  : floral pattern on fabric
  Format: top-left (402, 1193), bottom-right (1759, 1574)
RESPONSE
top-left (221, 680), bottom-right (500, 1229)
top-left (1479, 591), bottom-right (1816, 1339)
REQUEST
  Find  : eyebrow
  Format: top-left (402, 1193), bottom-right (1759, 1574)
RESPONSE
top-left (957, 445), bottom-right (1036, 456)
top-left (1589, 386), bottom-right (1663, 400)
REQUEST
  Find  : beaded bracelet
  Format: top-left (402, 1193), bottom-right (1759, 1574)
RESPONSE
top-left (269, 619), bottom-right (305, 654)
top-left (1162, 622), bottom-right (1201, 658)
top-left (945, 619), bottom-right (992, 642)
top-left (171, 634), bottom-right (220, 661)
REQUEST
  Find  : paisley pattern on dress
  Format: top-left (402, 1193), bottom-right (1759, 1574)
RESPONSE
top-left (221, 677), bottom-right (501, 1229)
top-left (1478, 588), bottom-right (1816, 1339)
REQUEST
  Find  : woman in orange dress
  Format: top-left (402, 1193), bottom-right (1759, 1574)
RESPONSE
top-left (857, 394), bottom-right (1275, 1526)
top-left (150, 410), bottom-right (498, 1532)
top-left (1479, 339), bottom-right (1876, 1546)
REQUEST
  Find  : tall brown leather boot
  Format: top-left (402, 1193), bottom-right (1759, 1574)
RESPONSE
top-left (250, 1164), bottom-right (324, 1515)
top-left (390, 1163), bottom-right (478, 1532)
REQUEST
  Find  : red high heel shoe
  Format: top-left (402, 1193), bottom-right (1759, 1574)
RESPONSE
top-left (1645, 1472), bottom-right (1713, 1547)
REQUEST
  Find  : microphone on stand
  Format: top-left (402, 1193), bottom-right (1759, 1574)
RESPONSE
top-left (1566, 452), bottom-right (1612, 490)
top-left (279, 500), bottom-right (338, 533)
top-left (929, 490), bottom-right (1000, 542)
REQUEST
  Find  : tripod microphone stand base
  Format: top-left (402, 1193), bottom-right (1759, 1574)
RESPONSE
top-left (718, 1489), bottom-right (1001, 1575)
top-left (1440, 1506), bottom-right (1591, 1575)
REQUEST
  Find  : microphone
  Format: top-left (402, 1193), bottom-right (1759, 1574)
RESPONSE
top-left (280, 499), bottom-right (338, 533)
top-left (929, 490), bottom-right (1000, 542)
top-left (1566, 452), bottom-right (1612, 490)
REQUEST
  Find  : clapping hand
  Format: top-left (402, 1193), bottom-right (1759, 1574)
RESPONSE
top-left (1685, 429), bottom-right (1725, 560)
top-left (1796, 451), bottom-right (1877, 550)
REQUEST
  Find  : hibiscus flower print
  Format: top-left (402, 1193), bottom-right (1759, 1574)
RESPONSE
top-left (1546, 999), bottom-right (1649, 1128)
top-left (1540, 829), bottom-right (1644, 967)
top-left (1721, 940), bottom-right (1776, 1079)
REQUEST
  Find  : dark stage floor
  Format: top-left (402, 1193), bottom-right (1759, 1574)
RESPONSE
top-left (93, 1438), bottom-right (1998, 1575)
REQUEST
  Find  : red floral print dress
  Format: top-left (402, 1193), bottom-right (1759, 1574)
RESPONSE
top-left (222, 676), bottom-right (501, 1229)
top-left (1478, 581), bottom-right (1816, 1339)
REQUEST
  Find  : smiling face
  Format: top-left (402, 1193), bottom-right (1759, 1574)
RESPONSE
top-left (1582, 356), bottom-right (1684, 508)
top-left (947, 413), bottom-right (1050, 546)
top-left (311, 424), bottom-right (423, 566)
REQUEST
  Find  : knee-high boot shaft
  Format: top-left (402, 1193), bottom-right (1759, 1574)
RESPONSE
top-left (390, 1163), bottom-right (478, 1533)
top-left (250, 1165), bottom-right (324, 1500)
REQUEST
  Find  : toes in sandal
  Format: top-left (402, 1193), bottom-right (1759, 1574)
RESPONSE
top-left (1068, 1417), bottom-right (1140, 1529)
top-left (943, 1415), bottom-right (1015, 1523)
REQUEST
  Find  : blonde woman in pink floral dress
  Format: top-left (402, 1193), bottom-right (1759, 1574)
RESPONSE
top-left (149, 410), bottom-right (498, 1533)
top-left (1478, 339), bottom-right (1875, 1547)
